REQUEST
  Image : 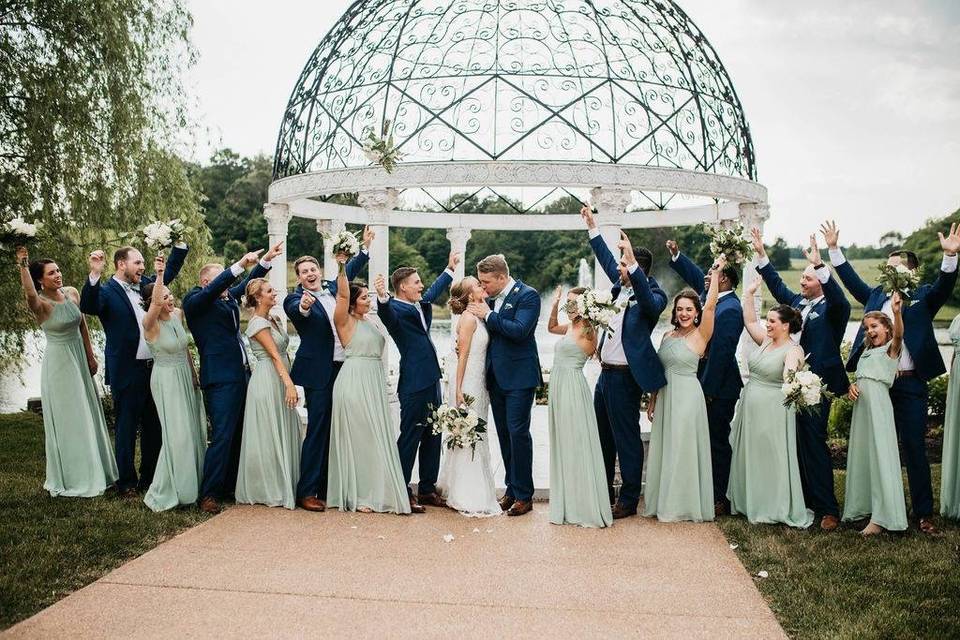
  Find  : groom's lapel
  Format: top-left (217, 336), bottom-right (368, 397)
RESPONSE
top-left (500, 281), bottom-right (523, 314)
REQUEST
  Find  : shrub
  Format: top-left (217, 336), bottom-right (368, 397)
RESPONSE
top-left (928, 374), bottom-right (949, 425)
top-left (223, 239), bottom-right (246, 264)
top-left (828, 394), bottom-right (853, 442)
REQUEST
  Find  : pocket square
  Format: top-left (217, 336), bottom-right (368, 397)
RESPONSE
top-left (504, 303), bottom-right (514, 310)
top-left (808, 311), bottom-right (820, 320)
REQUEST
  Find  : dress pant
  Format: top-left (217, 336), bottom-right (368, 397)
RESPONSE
top-left (297, 362), bottom-right (342, 500)
top-left (112, 360), bottom-right (161, 492)
top-left (706, 396), bottom-right (738, 507)
top-left (594, 368), bottom-right (644, 510)
top-left (488, 374), bottom-right (536, 502)
top-left (796, 397), bottom-right (840, 518)
top-left (200, 376), bottom-right (248, 500)
top-left (397, 382), bottom-right (443, 496)
top-left (891, 375), bottom-right (932, 517)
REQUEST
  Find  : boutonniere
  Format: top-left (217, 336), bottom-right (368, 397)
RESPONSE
top-left (504, 303), bottom-right (514, 310)
top-left (513, 286), bottom-right (520, 294)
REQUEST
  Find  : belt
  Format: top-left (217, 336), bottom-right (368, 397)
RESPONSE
top-left (600, 362), bottom-right (631, 372)
top-left (895, 370), bottom-right (916, 378)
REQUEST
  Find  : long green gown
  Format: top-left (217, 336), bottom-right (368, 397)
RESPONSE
top-left (644, 335), bottom-right (714, 522)
top-left (236, 315), bottom-right (301, 510)
top-left (327, 320), bottom-right (410, 514)
top-left (548, 333), bottom-right (613, 528)
top-left (940, 315), bottom-right (960, 519)
top-left (842, 344), bottom-right (907, 530)
top-left (40, 296), bottom-right (118, 497)
top-left (727, 341), bottom-right (813, 528)
top-left (143, 314), bottom-right (207, 512)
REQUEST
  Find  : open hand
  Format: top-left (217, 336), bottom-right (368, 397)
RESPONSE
top-left (241, 249), bottom-right (264, 268)
top-left (618, 231), bottom-right (636, 266)
top-left (264, 240), bottom-right (285, 261)
top-left (580, 206), bottom-right (596, 229)
top-left (362, 225), bottom-right (375, 249)
top-left (88, 250), bottom-right (106, 275)
top-left (666, 239), bottom-right (679, 258)
top-left (466, 301), bottom-right (488, 318)
top-left (552, 284), bottom-right (563, 307)
top-left (820, 220), bottom-right (840, 249)
top-left (447, 252), bottom-right (460, 271)
top-left (746, 279), bottom-right (761, 297)
top-left (803, 234), bottom-right (823, 266)
top-left (939, 222), bottom-right (959, 256)
top-left (749, 228), bottom-right (766, 258)
top-left (374, 274), bottom-right (388, 299)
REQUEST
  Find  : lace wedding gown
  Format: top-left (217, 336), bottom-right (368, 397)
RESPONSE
top-left (436, 317), bottom-right (501, 516)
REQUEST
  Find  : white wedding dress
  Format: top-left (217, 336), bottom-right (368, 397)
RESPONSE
top-left (436, 317), bottom-right (501, 517)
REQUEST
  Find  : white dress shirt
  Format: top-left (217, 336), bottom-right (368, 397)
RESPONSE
top-left (599, 263), bottom-right (639, 366)
top-left (302, 285), bottom-right (345, 362)
top-left (757, 254), bottom-right (830, 342)
top-left (111, 275), bottom-right (152, 360)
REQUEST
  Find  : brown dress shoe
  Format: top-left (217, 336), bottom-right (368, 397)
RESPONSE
top-left (507, 500), bottom-right (533, 516)
top-left (919, 517), bottom-right (938, 535)
top-left (498, 495), bottom-right (516, 512)
top-left (417, 492), bottom-right (447, 508)
top-left (199, 497), bottom-right (221, 514)
top-left (714, 501), bottom-right (729, 518)
top-left (408, 494), bottom-right (426, 514)
top-left (119, 487), bottom-right (139, 500)
top-left (297, 496), bottom-right (326, 512)
top-left (612, 504), bottom-right (637, 519)
top-left (820, 515), bottom-right (839, 531)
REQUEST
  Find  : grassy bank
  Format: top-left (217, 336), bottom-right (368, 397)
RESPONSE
top-left (718, 465), bottom-right (960, 638)
top-left (0, 412), bottom-right (211, 630)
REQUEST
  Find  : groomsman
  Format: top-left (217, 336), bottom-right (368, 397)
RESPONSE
top-left (823, 221), bottom-right (960, 534)
top-left (183, 242), bottom-right (282, 514)
top-left (581, 207), bottom-right (667, 518)
top-left (284, 227), bottom-right (373, 512)
top-left (375, 252), bottom-right (459, 512)
top-left (80, 243), bottom-right (188, 496)
top-left (666, 239), bottom-right (744, 516)
top-left (751, 229), bottom-right (850, 530)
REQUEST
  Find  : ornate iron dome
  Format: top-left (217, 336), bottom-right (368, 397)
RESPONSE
top-left (273, 0), bottom-right (756, 195)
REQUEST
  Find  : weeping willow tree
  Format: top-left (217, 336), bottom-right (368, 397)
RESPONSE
top-left (0, 0), bottom-right (210, 369)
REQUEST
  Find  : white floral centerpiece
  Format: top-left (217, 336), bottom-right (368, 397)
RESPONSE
top-left (426, 395), bottom-right (488, 461)
top-left (142, 219), bottom-right (189, 252)
top-left (708, 223), bottom-right (752, 266)
top-left (322, 229), bottom-right (361, 260)
top-left (362, 118), bottom-right (404, 173)
top-left (877, 260), bottom-right (922, 300)
top-left (782, 362), bottom-right (832, 415)
top-left (567, 288), bottom-right (620, 333)
top-left (0, 216), bottom-right (41, 249)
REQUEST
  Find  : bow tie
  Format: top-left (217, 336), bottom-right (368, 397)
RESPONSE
top-left (307, 282), bottom-right (331, 295)
top-left (799, 298), bottom-right (815, 307)
top-left (122, 282), bottom-right (140, 293)
top-left (619, 287), bottom-right (634, 299)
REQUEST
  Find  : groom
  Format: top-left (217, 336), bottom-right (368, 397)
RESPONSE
top-left (466, 255), bottom-right (541, 516)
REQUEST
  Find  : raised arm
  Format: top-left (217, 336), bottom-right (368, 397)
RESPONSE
top-left (667, 239), bottom-right (707, 296)
top-left (161, 243), bottom-right (189, 286)
top-left (182, 250), bottom-right (262, 316)
top-left (742, 279), bottom-right (766, 345)
top-left (920, 223), bottom-right (960, 314)
top-left (15, 246), bottom-right (52, 322)
top-left (251, 323), bottom-right (299, 408)
top-left (581, 206), bottom-right (622, 285)
top-left (143, 262), bottom-right (167, 342)
top-left (332, 257), bottom-right (352, 339)
top-left (697, 256), bottom-right (724, 345)
top-left (328, 226), bottom-right (374, 295)
top-left (373, 274), bottom-right (399, 333)
top-left (888, 292), bottom-right (905, 360)
top-left (548, 285), bottom-right (569, 335)
top-left (806, 233), bottom-right (851, 328)
top-left (79, 249), bottom-right (108, 317)
top-left (422, 253), bottom-right (458, 304)
top-left (621, 234), bottom-right (666, 320)
top-left (821, 220), bottom-right (873, 305)
top-left (752, 228), bottom-right (797, 304)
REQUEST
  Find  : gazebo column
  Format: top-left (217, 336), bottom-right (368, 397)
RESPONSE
top-left (737, 202), bottom-right (771, 373)
top-left (316, 219), bottom-right (344, 279)
top-left (263, 203), bottom-right (291, 306)
top-left (446, 227), bottom-right (472, 338)
top-left (358, 188), bottom-right (398, 283)
top-left (590, 187), bottom-right (631, 289)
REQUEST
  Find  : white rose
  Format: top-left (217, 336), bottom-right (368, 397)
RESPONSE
top-left (594, 290), bottom-right (612, 305)
top-left (895, 264), bottom-right (910, 274)
top-left (466, 413), bottom-right (479, 428)
top-left (802, 389), bottom-right (821, 405)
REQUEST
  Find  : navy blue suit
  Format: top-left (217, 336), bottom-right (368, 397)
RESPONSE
top-left (670, 253), bottom-right (744, 504)
top-left (79, 245), bottom-right (188, 491)
top-left (758, 261), bottom-right (850, 518)
top-left (484, 279), bottom-right (542, 503)
top-left (283, 252), bottom-right (369, 501)
top-left (835, 258), bottom-right (958, 517)
top-left (378, 270), bottom-right (452, 495)
top-left (589, 235), bottom-right (667, 509)
top-left (183, 261), bottom-right (270, 500)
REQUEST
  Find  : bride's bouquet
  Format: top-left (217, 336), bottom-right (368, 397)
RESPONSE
top-left (877, 259), bottom-right (921, 300)
top-left (0, 216), bottom-right (42, 250)
top-left (782, 361), bottom-right (832, 415)
top-left (362, 118), bottom-right (404, 174)
top-left (567, 288), bottom-right (620, 333)
top-left (321, 229), bottom-right (361, 260)
top-left (708, 223), bottom-right (752, 266)
top-left (142, 218), bottom-right (189, 252)
top-left (426, 395), bottom-right (488, 461)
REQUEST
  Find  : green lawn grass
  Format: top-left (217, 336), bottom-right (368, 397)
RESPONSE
top-left (717, 465), bottom-right (960, 638)
top-left (0, 412), bottom-right (211, 630)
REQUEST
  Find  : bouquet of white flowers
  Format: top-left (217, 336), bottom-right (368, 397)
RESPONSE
top-left (142, 219), bottom-right (189, 252)
top-left (781, 362), bottom-right (832, 415)
top-left (566, 288), bottom-right (620, 333)
top-left (708, 223), bottom-right (752, 266)
top-left (426, 395), bottom-right (488, 461)
top-left (0, 216), bottom-right (41, 250)
top-left (362, 119), bottom-right (404, 173)
top-left (322, 229), bottom-right (361, 260)
top-left (877, 260), bottom-right (921, 300)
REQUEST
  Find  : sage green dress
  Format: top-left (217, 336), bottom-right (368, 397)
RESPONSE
top-left (327, 320), bottom-right (410, 514)
top-left (727, 342), bottom-right (813, 528)
top-left (40, 296), bottom-right (118, 497)
top-left (236, 316), bottom-right (301, 510)
top-left (548, 333), bottom-right (613, 528)
top-left (644, 335), bottom-right (714, 522)
top-left (940, 315), bottom-right (960, 519)
top-left (143, 314), bottom-right (207, 512)
top-left (842, 344), bottom-right (907, 530)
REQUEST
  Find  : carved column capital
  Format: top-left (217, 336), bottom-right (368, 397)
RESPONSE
top-left (263, 202), bottom-right (291, 235)
top-left (589, 187), bottom-right (631, 226)
top-left (358, 187), bottom-right (399, 225)
top-left (445, 227), bottom-right (472, 251)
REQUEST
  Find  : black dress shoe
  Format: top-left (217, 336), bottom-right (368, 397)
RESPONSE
top-left (498, 495), bottom-right (516, 512)
top-left (612, 504), bottom-right (637, 519)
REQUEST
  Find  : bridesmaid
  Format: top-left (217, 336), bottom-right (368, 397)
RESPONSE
top-left (546, 286), bottom-right (612, 528)
top-left (942, 312), bottom-right (960, 520)
top-left (16, 246), bottom-right (118, 497)
top-left (141, 274), bottom-right (207, 512)
top-left (644, 257), bottom-right (726, 522)
top-left (327, 257), bottom-right (411, 514)
top-left (842, 293), bottom-right (908, 534)
top-left (235, 278), bottom-right (301, 510)
top-left (727, 279), bottom-right (813, 529)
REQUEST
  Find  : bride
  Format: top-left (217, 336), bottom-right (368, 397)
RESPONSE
top-left (436, 276), bottom-right (501, 516)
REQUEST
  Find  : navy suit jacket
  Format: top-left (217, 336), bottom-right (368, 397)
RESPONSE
top-left (590, 235), bottom-right (668, 392)
top-left (182, 262), bottom-right (271, 388)
top-left (377, 270), bottom-right (452, 395)
top-left (669, 253), bottom-right (744, 400)
top-left (836, 260), bottom-right (957, 381)
top-left (485, 280), bottom-right (542, 391)
top-left (758, 262), bottom-right (851, 395)
top-left (283, 252), bottom-right (369, 390)
top-left (79, 245), bottom-right (188, 392)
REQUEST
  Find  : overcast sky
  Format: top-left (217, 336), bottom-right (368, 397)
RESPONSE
top-left (183, 0), bottom-right (960, 246)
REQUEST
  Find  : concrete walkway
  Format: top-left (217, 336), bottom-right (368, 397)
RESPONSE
top-left (6, 506), bottom-right (785, 639)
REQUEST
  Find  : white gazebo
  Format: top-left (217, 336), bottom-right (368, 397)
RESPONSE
top-left (262, 0), bottom-right (769, 322)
